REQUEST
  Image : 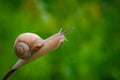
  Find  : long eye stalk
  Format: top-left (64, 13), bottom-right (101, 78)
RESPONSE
top-left (61, 27), bottom-right (74, 34)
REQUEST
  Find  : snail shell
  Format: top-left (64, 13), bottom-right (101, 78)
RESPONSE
top-left (14, 33), bottom-right (44, 59)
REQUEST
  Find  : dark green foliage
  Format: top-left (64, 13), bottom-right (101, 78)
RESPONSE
top-left (0, 0), bottom-right (120, 80)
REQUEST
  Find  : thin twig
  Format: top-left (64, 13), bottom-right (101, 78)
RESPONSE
top-left (3, 69), bottom-right (16, 80)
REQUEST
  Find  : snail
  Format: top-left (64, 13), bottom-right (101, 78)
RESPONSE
top-left (3, 27), bottom-right (74, 80)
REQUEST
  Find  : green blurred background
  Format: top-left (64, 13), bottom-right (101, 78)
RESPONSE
top-left (0, 0), bottom-right (120, 80)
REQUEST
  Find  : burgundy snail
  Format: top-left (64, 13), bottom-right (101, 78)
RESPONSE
top-left (3, 27), bottom-right (74, 80)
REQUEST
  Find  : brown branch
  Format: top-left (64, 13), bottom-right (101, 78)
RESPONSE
top-left (3, 69), bottom-right (16, 80)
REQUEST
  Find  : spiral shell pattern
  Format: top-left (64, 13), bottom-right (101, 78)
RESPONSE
top-left (14, 42), bottom-right (31, 59)
top-left (14, 33), bottom-right (44, 59)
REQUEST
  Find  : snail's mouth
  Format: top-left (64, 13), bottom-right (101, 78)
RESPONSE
top-left (59, 35), bottom-right (67, 44)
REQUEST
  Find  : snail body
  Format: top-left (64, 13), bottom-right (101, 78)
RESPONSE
top-left (12, 32), bottom-right (66, 70)
top-left (3, 27), bottom-right (74, 80)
